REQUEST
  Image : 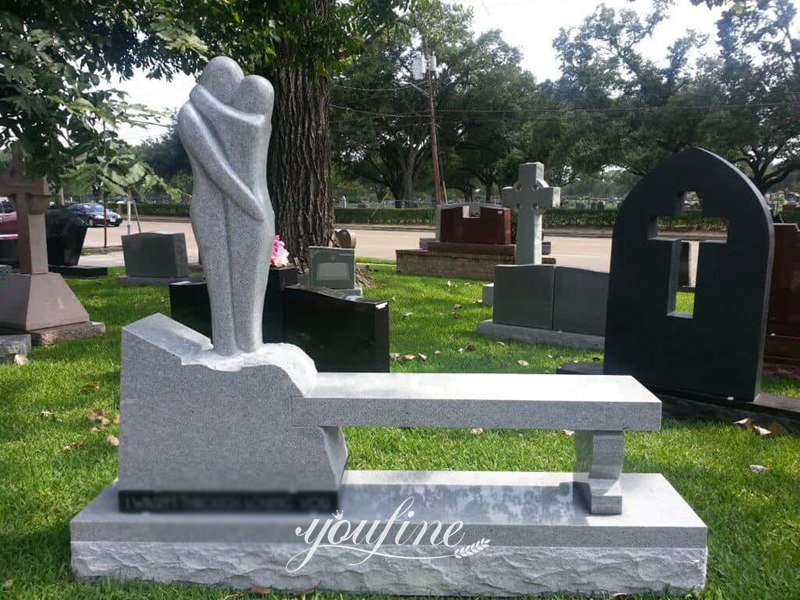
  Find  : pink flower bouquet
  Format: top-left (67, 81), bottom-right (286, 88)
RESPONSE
top-left (270, 235), bottom-right (290, 268)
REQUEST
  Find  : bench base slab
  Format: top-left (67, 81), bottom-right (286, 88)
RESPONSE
top-left (72, 471), bottom-right (707, 596)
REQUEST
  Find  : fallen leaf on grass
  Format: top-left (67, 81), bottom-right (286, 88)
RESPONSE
top-left (250, 585), bottom-right (272, 595)
top-left (447, 280), bottom-right (452, 287)
top-left (453, 303), bottom-right (463, 309)
top-left (134, 303), bottom-right (142, 311)
top-left (88, 408), bottom-right (106, 422)
top-left (3, 579), bottom-right (13, 590)
top-left (768, 421), bottom-right (789, 436)
top-left (547, 354), bottom-right (554, 359)
top-left (496, 341), bottom-right (506, 346)
top-left (389, 352), bottom-right (401, 361)
top-left (39, 410), bottom-right (61, 422)
top-left (403, 354), bottom-right (416, 361)
top-left (106, 435), bottom-right (120, 448)
top-left (473, 299), bottom-right (483, 304)
top-left (63, 442), bottom-right (85, 451)
top-left (471, 428), bottom-right (484, 435)
top-left (113, 414), bottom-right (121, 425)
top-left (563, 430), bottom-right (575, 437)
top-left (753, 425), bottom-right (772, 437)
top-left (464, 343), bottom-right (476, 352)
top-left (452, 312), bottom-right (463, 320)
top-left (733, 418), bottom-right (753, 429)
top-left (517, 360), bottom-right (529, 367)
top-left (434, 350), bottom-right (441, 356)
top-left (83, 382), bottom-right (101, 392)
top-left (749, 464), bottom-right (770, 474)
top-left (418, 353), bottom-right (428, 361)
top-left (402, 312), bottom-right (414, 318)
top-left (14, 354), bottom-right (28, 366)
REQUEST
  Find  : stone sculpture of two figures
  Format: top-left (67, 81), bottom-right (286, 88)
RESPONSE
top-left (178, 56), bottom-right (274, 357)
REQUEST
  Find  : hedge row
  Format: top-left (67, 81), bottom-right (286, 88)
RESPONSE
top-left (135, 203), bottom-right (191, 217)
top-left (135, 203), bottom-right (795, 230)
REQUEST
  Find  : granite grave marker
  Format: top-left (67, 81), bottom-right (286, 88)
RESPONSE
top-left (604, 148), bottom-right (773, 402)
top-left (71, 56), bottom-right (707, 597)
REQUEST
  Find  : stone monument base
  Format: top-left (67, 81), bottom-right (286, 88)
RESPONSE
top-left (118, 274), bottom-right (203, 287)
top-left (0, 272), bottom-right (104, 343)
top-left (50, 264), bottom-right (110, 279)
top-left (29, 321), bottom-right (106, 345)
top-left (478, 319), bottom-right (604, 351)
top-left (0, 334), bottom-right (31, 363)
top-left (72, 471), bottom-right (707, 596)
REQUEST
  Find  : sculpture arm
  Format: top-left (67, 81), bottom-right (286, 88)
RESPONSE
top-left (190, 85), bottom-right (265, 127)
top-left (177, 103), bottom-right (266, 222)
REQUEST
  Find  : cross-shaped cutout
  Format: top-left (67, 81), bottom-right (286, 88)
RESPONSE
top-left (502, 162), bottom-right (560, 264)
top-left (649, 192), bottom-right (728, 319)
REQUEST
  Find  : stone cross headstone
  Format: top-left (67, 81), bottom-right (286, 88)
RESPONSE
top-left (502, 162), bottom-right (560, 265)
top-left (0, 157), bottom-right (103, 342)
top-left (0, 156), bottom-right (51, 274)
top-left (604, 148), bottom-right (773, 402)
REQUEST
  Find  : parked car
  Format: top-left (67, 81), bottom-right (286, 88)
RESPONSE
top-left (67, 203), bottom-right (122, 227)
top-left (0, 209), bottom-right (15, 236)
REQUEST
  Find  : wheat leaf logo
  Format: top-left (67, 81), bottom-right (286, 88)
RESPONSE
top-left (453, 538), bottom-right (490, 558)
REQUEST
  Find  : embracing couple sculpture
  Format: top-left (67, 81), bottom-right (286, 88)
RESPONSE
top-left (178, 57), bottom-right (275, 357)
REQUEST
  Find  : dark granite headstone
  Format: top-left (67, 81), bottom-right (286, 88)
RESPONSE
top-left (170, 266), bottom-right (297, 343)
top-left (169, 267), bottom-right (389, 372)
top-left (604, 148), bottom-right (774, 402)
top-left (552, 267), bottom-right (608, 337)
top-left (283, 287), bottom-right (390, 373)
top-left (765, 223), bottom-right (800, 364)
top-left (492, 264), bottom-right (555, 329)
top-left (122, 232), bottom-right (189, 279)
top-left (440, 205), bottom-right (511, 245)
top-left (45, 207), bottom-right (88, 267)
top-left (767, 223), bottom-right (800, 337)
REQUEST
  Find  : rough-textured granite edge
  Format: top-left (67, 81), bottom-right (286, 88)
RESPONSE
top-left (71, 542), bottom-right (707, 596)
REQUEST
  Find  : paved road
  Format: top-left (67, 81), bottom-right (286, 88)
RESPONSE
top-left (80, 219), bottom-right (699, 280)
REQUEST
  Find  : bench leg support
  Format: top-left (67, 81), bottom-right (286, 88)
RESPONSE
top-left (573, 431), bottom-right (624, 515)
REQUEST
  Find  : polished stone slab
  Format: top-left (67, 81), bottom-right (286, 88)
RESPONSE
top-left (293, 373), bottom-right (660, 431)
top-left (72, 471), bottom-right (707, 596)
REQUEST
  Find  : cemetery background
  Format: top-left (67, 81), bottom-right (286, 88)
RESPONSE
top-left (0, 265), bottom-right (799, 598)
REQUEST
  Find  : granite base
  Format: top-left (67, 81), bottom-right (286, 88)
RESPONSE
top-left (0, 334), bottom-right (31, 363)
top-left (118, 275), bottom-right (203, 287)
top-left (477, 320), bottom-right (605, 351)
top-left (72, 471), bottom-right (707, 596)
top-left (29, 321), bottom-right (106, 345)
top-left (50, 265), bottom-right (110, 279)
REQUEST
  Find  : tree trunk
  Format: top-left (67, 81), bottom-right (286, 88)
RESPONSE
top-left (484, 182), bottom-right (493, 203)
top-left (259, 1), bottom-right (334, 268)
top-left (402, 167), bottom-right (415, 203)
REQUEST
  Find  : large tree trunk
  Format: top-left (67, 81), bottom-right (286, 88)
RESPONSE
top-left (259, 0), bottom-right (334, 268)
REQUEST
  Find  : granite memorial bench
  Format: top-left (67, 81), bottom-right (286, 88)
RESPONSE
top-left (294, 372), bottom-right (661, 515)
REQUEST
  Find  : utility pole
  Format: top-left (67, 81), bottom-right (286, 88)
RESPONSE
top-left (421, 35), bottom-right (443, 206)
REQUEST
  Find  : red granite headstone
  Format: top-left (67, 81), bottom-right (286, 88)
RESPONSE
top-left (440, 205), bottom-right (511, 245)
top-left (765, 223), bottom-right (800, 364)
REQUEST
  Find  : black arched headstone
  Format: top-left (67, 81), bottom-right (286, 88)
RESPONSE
top-left (604, 148), bottom-right (774, 402)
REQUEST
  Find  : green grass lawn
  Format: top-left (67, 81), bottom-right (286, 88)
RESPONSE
top-left (0, 267), bottom-right (798, 600)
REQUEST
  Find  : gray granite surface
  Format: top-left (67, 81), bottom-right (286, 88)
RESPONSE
top-left (177, 56), bottom-right (274, 356)
top-left (293, 372), bottom-right (660, 431)
top-left (492, 264), bottom-right (555, 329)
top-left (118, 314), bottom-right (347, 493)
top-left (72, 472), bottom-right (707, 595)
